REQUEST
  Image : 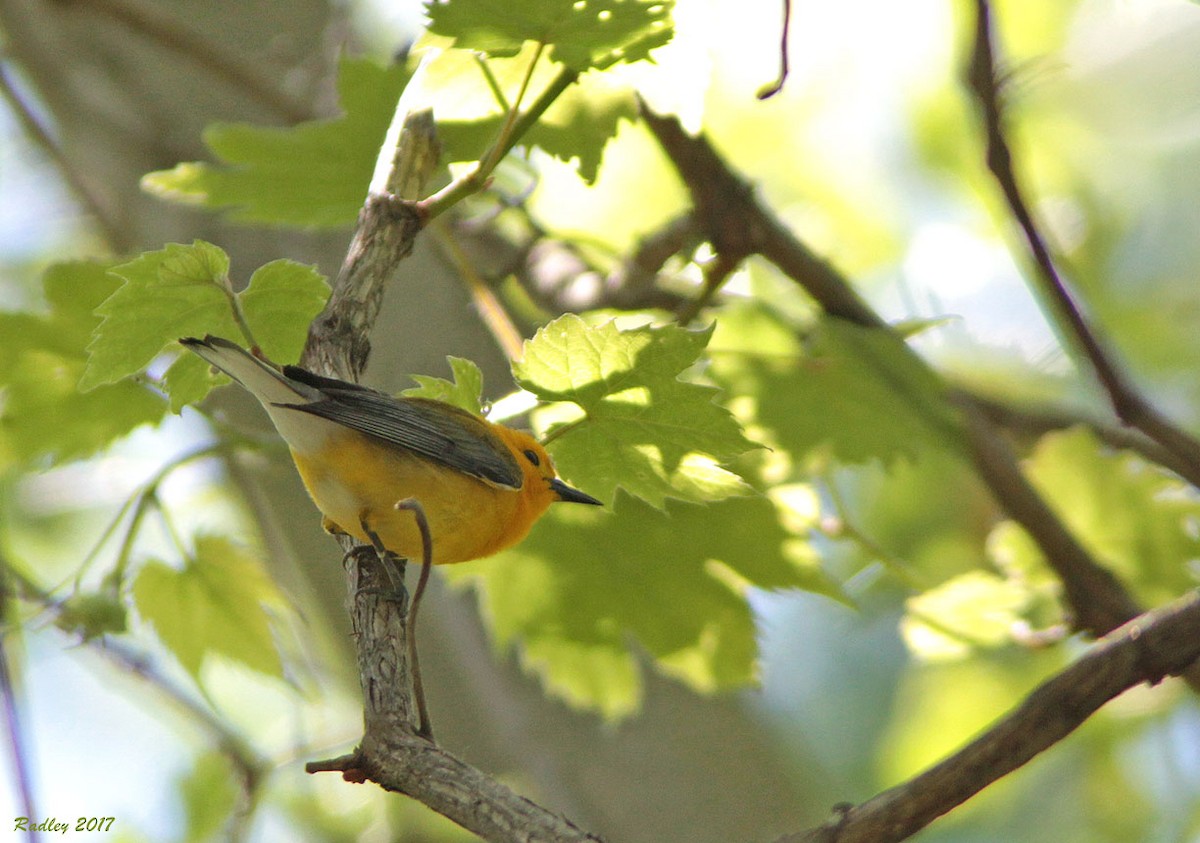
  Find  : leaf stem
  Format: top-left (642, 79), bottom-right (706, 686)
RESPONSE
top-left (75, 444), bottom-right (226, 592)
top-left (419, 64), bottom-right (579, 220)
top-left (819, 470), bottom-right (922, 588)
top-left (541, 413), bottom-right (588, 446)
top-left (482, 42), bottom-right (547, 175)
top-left (430, 219), bottom-right (525, 361)
top-left (222, 281), bottom-right (262, 354)
top-left (152, 496), bottom-right (192, 564)
top-left (474, 53), bottom-right (511, 114)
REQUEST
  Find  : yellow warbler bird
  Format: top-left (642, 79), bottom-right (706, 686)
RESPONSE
top-left (181, 336), bottom-right (600, 564)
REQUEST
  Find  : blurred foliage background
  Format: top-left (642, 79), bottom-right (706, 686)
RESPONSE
top-left (3, 0), bottom-right (1200, 841)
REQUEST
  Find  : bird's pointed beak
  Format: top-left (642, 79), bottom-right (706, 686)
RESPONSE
top-left (548, 477), bottom-right (603, 506)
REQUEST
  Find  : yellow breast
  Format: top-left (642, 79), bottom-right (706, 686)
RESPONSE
top-left (290, 431), bottom-right (526, 565)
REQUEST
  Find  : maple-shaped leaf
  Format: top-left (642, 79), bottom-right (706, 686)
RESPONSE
top-left (132, 535), bottom-right (284, 683)
top-left (755, 317), bottom-right (963, 465)
top-left (402, 356), bottom-right (485, 416)
top-left (143, 58), bottom-right (411, 227)
top-left (514, 314), bottom-right (758, 507)
top-left (446, 491), bottom-right (842, 718)
top-left (80, 241), bottom-right (327, 411)
top-left (425, 0), bottom-right (674, 71)
top-left (0, 261), bottom-right (165, 465)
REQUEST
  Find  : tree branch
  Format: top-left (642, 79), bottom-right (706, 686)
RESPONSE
top-left (299, 104), bottom-right (606, 842)
top-left (639, 102), bottom-right (1144, 640)
top-left (956, 388), bottom-right (1195, 480)
top-left (300, 109), bottom-right (435, 379)
top-left (642, 78), bottom-right (1200, 840)
top-left (640, 100), bottom-right (884, 330)
top-left (304, 549), bottom-right (603, 842)
top-left (0, 59), bottom-right (126, 251)
top-left (964, 0), bottom-right (1200, 489)
top-left (956, 399), bottom-right (1141, 637)
top-left (776, 589), bottom-right (1200, 843)
top-left (476, 208), bottom-right (698, 314)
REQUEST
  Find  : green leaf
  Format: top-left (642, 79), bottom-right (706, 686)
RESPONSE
top-left (447, 491), bottom-right (839, 718)
top-left (755, 317), bottom-right (962, 465)
top-left (402, 356), bottom-right (485, 415)
top-left (162, 238), bottom-right (231, 284)
top-left (132, 535), bottom-right (283, 682)
top-left (80, 241), bottom-right (238, 391)
top-left (54, 592), bottom-right (128, 641)
top-left (1021, 427), bottom-right (1200, 603)
top-left (163, 354), bottom-right (220, 414)
top-left (0, 262), bottom-right (166, 465)
top-left (522, 80), bottom-right (636, 183)
top-left (432, 50), bottom-right (637, 183)
top-left (237, 260), bottom-right (330, 362)
top-left (900, 571), bottom-right (1030, 662)
top-left (179, 752), bottom-right (238, 843)
top-left (142, 58), bottom-right (411, 227)
top-left (80, 241), bottom-right (327, 411)
top-left (425, 0), bottom-right (674, 70)
top-left (514, 315), bottom-right (759, 507)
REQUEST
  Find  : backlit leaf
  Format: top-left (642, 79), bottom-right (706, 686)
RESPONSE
top-left (143, 58), bottom-right (411, 227)
top-left (0, 262), bottom-right (165, 465)
top-left (514, 314), bottom-right (758, 507)
top-left (425, 0), bottom-right (674, 71)
top-left (132, 535), bottom-right (283, 683)
top-left (447, 491), bottom-right (841, 718)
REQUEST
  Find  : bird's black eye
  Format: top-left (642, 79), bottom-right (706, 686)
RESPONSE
top-left (523, 448), bottom-right (540, 466)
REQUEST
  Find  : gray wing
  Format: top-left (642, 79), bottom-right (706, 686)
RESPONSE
top-left (277, 369), bottom-right (523, 490)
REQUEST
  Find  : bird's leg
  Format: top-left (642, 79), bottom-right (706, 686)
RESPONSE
top-left (394, 498), bottom-right (434, 742)
top-left (356, 516), bottom-right (409, 610)
top-left (322, 516), bottom-right (349, 537)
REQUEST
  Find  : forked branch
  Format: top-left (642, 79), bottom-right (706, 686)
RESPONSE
top-left (964, 0), bottom-right (1200, 489)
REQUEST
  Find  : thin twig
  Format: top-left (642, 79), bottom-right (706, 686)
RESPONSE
top-left (0, 571), bottom-right (39, 842)
top-left (100, 640), bottom-right (269, 828)
top-left (431, 219), bottom-right (525, 362)
top-left (964, 0), bottom-right (1200, 490)
top-left (638, 101), bottom-right (1181, 653)
top-left (777, 589), bottom-right (1200, 843)
top-left (757, 0), bottom-right (793, 100)
top-left (0, 60), bottom-right (126, 250)
top-left (604, 211), bottom-right (700, 308)
top-left (677, 250), bottom-right (739, 325)
top-left (957, 388), bottom-right (1190, 479)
